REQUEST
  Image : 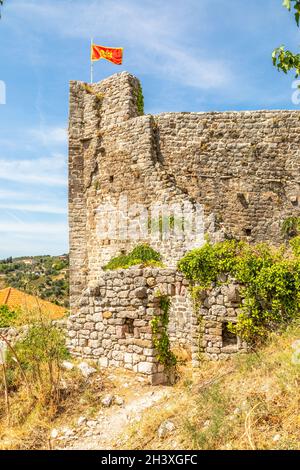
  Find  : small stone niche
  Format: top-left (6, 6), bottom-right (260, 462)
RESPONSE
top-left (124, 318), bottom-right (134, 336)
top-left (244, 228), bottom-right (252, 237)
top-left (222, 322), bottom-right (237, 348)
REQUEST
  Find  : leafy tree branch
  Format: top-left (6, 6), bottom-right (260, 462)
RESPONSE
top-left (273, 0), bottom-right (300, 76)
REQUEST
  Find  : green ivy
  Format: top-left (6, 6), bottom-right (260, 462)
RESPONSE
top-left (177, 240), bottom-right (238, 289)
top-left (103, 244), bottom-right (162, 270)
top-left (281, 216), bottom-right (300, 238)
top-left (178, 240), bottom-right (300, 344)
top-left (135, 81), bottom-right (144, 115)
top-left (290, 235), bottom-right (300, 256)
top-left (150, 294), bottom-right (177, 369)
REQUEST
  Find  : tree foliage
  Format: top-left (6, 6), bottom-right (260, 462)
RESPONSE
top-left (273, 1), bottom-right (300, 76)
top-left (178, 239), bottom-right (300, 343)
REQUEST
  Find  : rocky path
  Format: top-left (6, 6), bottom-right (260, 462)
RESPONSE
top-left (52, 372), bottom-right (170, 450)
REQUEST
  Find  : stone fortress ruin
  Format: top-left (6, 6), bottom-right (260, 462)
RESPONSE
top-left (67, 72), bottom-right (300, 383)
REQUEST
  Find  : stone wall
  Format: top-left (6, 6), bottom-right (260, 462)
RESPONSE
top-left (69, 72), bottom-right (300, 315)
top-left (66, 268), bottom-right (193, 384)
top-left (193, 279), bottom-right (248, 366)
top-left (66, 266), bottom-right (248, 382)
top-left (155, 111), bottom-right (300, 243)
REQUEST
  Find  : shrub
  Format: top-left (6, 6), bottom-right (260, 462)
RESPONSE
top-left (282, 216), bottom-right (300, 238)
top-left (177, 240), bottom-right (239, 288)
top-left (103, 244), bottom-right (162, 270)
top-left (178, 240), bottom-right (300, 343)
top-left (6, 322), bottom-right (70, 396)
top-left (290, 235), bottom-right (300, 256)
top-left (0, 305), bottom-right (19, 328)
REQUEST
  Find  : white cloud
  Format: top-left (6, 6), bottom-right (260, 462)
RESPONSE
top-left (0, 202), bottom-right (67, 215)
top-left (29, 126), bottom-right (67, 146)
top-left (0, 221), bottom-right (67, 235)
top-left (0, 153), bottom-right (67, 186)
top-left (8, 0), bottom-right (233, 90)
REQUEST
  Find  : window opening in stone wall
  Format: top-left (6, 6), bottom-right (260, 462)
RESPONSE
top-left (244, 228), bottom-right (252, 237)
top-left (124, 318), bottom-right (134, 335)
top-left (109, 175), bottom-right (114, 183)
top-left (222, 322), bottom-right (237, 347)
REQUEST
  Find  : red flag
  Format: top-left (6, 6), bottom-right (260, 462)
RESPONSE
top-left (91, 44), bottom-right (123, 65)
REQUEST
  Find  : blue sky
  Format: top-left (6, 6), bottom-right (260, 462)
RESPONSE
top-left (0, 0), bottom-right (299, 258)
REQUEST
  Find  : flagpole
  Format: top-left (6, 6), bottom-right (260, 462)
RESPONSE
top-left (90, 38), bottom-right (94, 83)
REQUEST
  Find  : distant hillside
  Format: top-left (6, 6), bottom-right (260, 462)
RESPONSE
top-left (0, 254), bottom-right (69, 308)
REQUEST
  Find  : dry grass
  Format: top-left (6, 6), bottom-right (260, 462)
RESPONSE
top-left (0, 363), bottom-right (106, 450)
top-left (1, 322), bottom-right (299, 450)
top-left (118, 322), bottom-right (300, 450)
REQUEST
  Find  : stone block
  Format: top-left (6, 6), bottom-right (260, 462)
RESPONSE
top-left (103, 311), bottom-right (112, 319)
top-left (137, 362), bottom-right (156, 375)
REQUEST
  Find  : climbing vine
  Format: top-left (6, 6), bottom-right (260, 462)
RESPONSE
top-left (178, 239), bottom-right (300, 344)
top-left (151, 294), bottom-right (177, 369)
top-left (135, 81), bottom-right (144, 115)
top-left (281, 216), bottom-right (300, 238)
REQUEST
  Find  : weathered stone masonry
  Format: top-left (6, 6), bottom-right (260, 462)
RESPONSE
top-left (68, 72), bottom-right (299, 381)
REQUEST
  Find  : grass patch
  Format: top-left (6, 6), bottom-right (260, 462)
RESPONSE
top-left (119, 321), bottom-right (300, 450)
top-left (103, 244), bottom-right (163, 270)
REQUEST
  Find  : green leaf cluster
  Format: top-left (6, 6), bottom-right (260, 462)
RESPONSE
top-left (178, 239), bottom-right (300, 343)
top-left (103, 244), bottom-right (162, 270)
top-left (7, 323), bottom-right (69, 372)
top-left (0, 305), bottom-right (19, 328)
top-left (135, 81), bottom-right (144, 115)
top-left (281, 216), bottom-right (300, 238)
top-left (283, 0), bottom-right (300, 25)
top-left (272, 1), bottom-right (300, 76)
top-left (150, 294), bottom-right (177, 369)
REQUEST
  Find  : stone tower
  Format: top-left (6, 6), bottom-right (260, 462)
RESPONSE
top-left (69, 72), bottom-right (300, 315)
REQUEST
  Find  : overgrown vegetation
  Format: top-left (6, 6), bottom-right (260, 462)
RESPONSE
top-left (121, 321), bottom-right (300, 450)
top-left (135, 81), bottom-right (144, 115)
top-left (0, 319), bottom-right (104, 449)
top-left (0, 305), bottom-right (19, 328)
top-left (281, 216), bottom-right (300, 238)
top-left (6, 323), bottom-right (70, 393)
top-left (151, 294), bottom-right (177, 374)
top-left (178, 238), bottom-right (300, 343)
top-left (103, 244), bottom-right (162, 270)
